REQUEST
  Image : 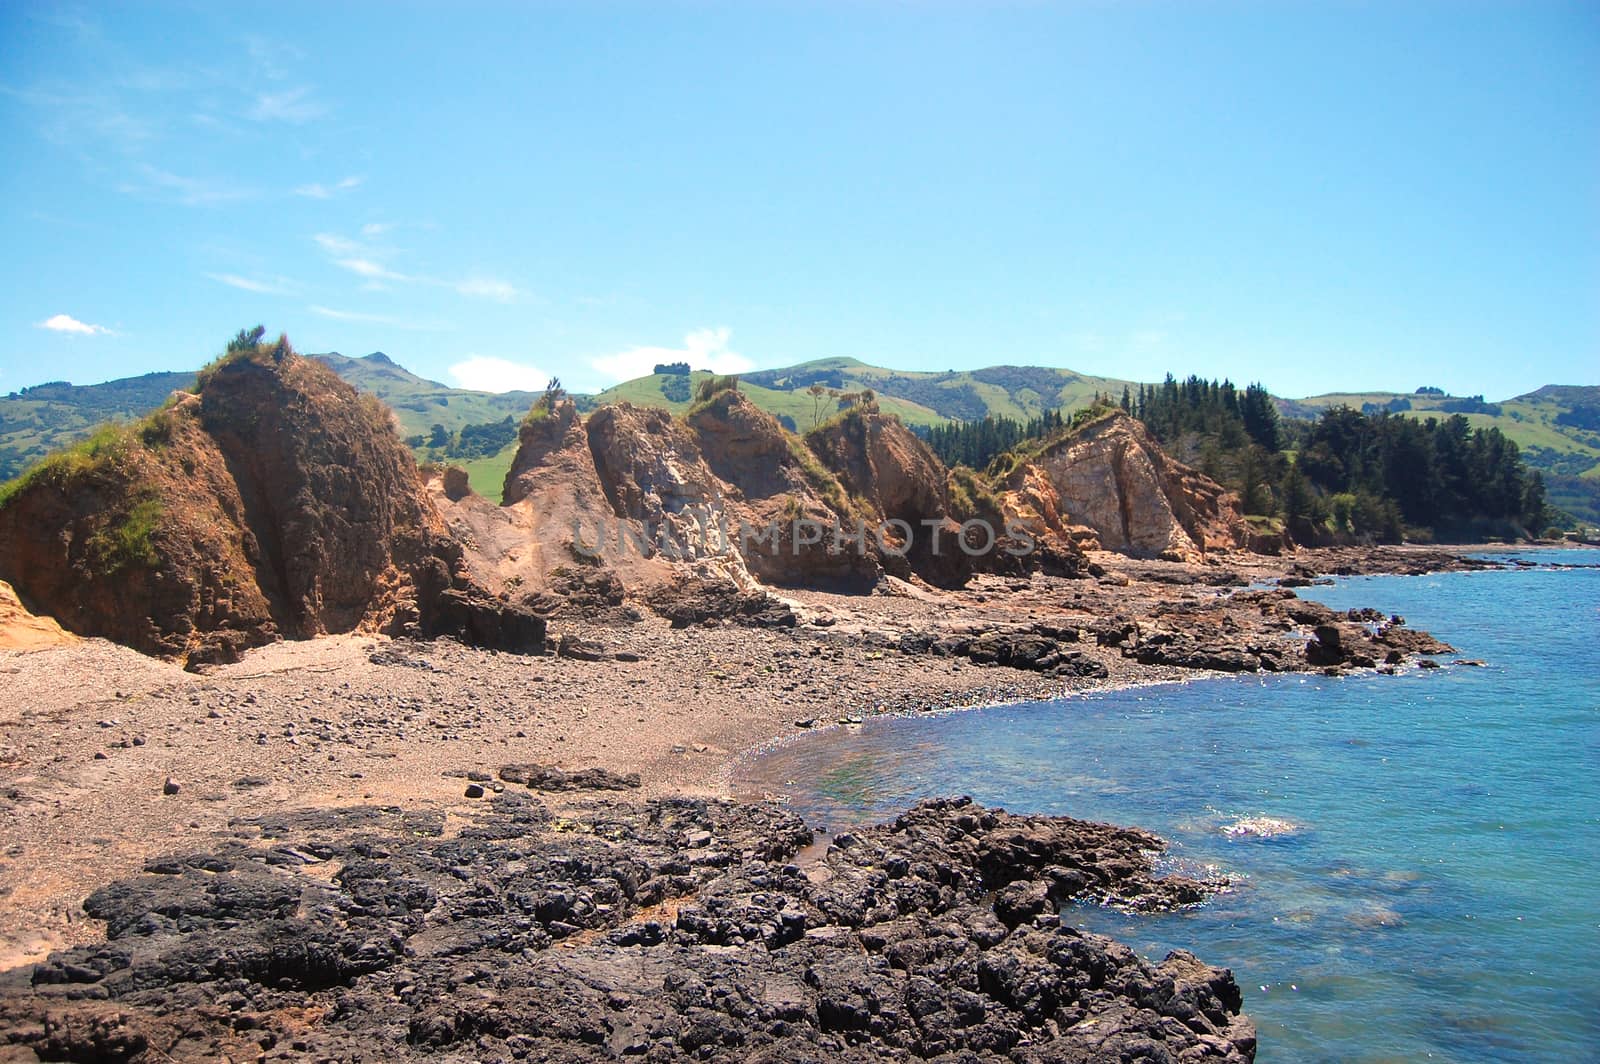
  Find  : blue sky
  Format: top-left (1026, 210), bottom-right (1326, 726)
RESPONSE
top-left (2, 1), bottom-right (1595, 399)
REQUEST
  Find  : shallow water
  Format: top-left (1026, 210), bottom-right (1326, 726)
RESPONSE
top-left (738, 549), bottom-right (1600, 1062)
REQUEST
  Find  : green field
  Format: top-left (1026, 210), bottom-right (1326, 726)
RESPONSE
top-left (5, 352), bottom-right (1595, 518)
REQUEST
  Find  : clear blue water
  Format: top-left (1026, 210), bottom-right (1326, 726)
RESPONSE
top-left (739, 549), bottom-right (1600, 1062)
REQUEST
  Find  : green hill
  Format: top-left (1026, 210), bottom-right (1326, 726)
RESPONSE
top-left (0, 371), bottom-right (198, 481)
top-left (4, 353), bottom-right (1596, 517)
top-left (310, 352), bottom-right (538, 438)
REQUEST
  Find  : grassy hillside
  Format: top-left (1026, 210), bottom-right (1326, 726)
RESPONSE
top-left (589, 368), bottom-right (943, 431)
top-left (0, 371), bottom-right (197, 481)
top-left (311, 353), bottom-right (537, 439)
top-left (5, 352), bottom-right (1595, 519)
top-left (740, 358), bottom-right (1134, 424)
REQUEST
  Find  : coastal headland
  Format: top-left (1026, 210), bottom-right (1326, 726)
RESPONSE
top-left (0, 341), bottom-right (1512, 1061)
top-left (0, 541), bottom-right (1494, 1061)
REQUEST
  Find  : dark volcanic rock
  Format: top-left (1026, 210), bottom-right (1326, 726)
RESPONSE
top-left (497, 763), bottom-right (642, 792)
top-left (0, 797), bottom-right (1255, 1063)
top-left (644, 576), bottom-right (798, 629)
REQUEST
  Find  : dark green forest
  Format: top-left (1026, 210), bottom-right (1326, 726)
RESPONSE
top-left (1135, 374), bottom-right (1551, 542)
top-left (921, 374), bottom-right (1555, 543)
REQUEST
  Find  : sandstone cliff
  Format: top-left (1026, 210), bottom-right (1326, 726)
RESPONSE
top-left (447, 392), bottom-right (879, 617)
top-left (0, 580), bottom-right (75, 650)
top-left (805, 409), bottom-right (1044, 585)
top-left (0, 342), bottom-right (542, 666)
top-left (1002, 410), bottom-right (1249, 564)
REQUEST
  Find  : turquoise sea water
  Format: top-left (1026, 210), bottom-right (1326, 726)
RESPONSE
top-left (738, 550), bottom-right (1600, 1062)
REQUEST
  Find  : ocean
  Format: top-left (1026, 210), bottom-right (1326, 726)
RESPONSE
top-left (737, 549), bottom-right (1600, 1062)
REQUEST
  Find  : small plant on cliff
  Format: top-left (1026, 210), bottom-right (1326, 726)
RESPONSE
top-left (523, 377), bottom-right (566, 426)
top-left (694, 374), bottom-right (739, 403)
top-left (785, 436), bottom-right (851, 516)
top-left (947, 464), bottom-right (1002, 521)
top-left (86, 496), bottom-right (164, 573)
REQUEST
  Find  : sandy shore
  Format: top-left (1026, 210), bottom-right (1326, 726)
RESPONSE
top-left (0, 545), bottom-right (1494, 971)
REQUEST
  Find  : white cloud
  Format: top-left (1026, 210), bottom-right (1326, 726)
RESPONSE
top-left (249, 86), bottom-right (324, 124)
top-left (130, 164), bottom-right (251, 206)
top-left (335, 257), bottom-right (411, 282)
top-left (37, 313), bottom-right (113, 336)
top-left (308, 304), bottom-right (438, 330)
top-left (454, 277), bottom-right (519, 302)
top-left (206, 272), bottom-right (295, 295)
top-left (314, 231), bottom-right (520, 303)
top-left (312, 232), bottom-right (360, 255)
top-left (448, 356), bottom-right (551, 393)
top-left (590, 327), bottom-right (753, 382)
top-left (294, 175), bottom-right (363, 199)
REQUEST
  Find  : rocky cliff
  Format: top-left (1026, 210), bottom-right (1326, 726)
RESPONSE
top-left (806, 409), bottom-right (1046, 585)
top-left (1003, 411), bottom-right (1249, 564)
top-left (447, 391), bottom-right (879, 618)
top-left (0, 342), bottom-right (542, 667)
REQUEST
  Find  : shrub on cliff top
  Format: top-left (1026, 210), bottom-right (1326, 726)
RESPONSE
top-left (194, 326), bottom-right (296, 392)
top-left (694, 374), bottom-right (739, 403)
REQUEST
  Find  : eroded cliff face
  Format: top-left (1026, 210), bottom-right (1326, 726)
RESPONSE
top-left (0, 347), bottom-right (542, 667)
top-left (685, 392), bottom-right (879, 589)
top-left (806, 409), bottom-right (1036, 586)
top-left (1003, 411), bottom-right (1249, 564)
top-left (439, 393), bottom-right (879, 623)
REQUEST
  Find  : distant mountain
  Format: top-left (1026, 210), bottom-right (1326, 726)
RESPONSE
top-left (3, 354), bottom-right (1596, 519)
top-left (310, 352), bottom-right (539, 437)
top-left (0, 371), bottom-right (197, 481)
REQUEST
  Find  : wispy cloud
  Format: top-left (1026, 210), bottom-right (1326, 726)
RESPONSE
top-left (591, 328), bottom-right (752, 382)
top-left (248, 86), bottom-right (324, 124)
top-left (127, 164), bottom-right (253, 206)
top-left (294, 175), bottom-right (363, 199)
top-left (313, 230), bottom-right (522, 302)
top-left (335, 257), bottom-right (412, 282)
top-left (313, 232), bottom-right (360, 255)
top-left (206, 273), bottom-right (297, 296)
top-left (38, 313), bottom-right (113, 336)
top-left (448, 356), bottom-right (552, 393)
top-left (308, 304), bottom-right (441, 330)
top-left (242, 35), bottom-right (306, 82)
top-left (454, 277), bottom-right (520, 302)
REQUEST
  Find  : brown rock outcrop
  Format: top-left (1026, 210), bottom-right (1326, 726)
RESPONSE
top-left (806, 409), bottom-right (1042, 584)
top-left (1003, 411), bottom-right (1249, 563)
top-left (0, 343), bottom-right (542, 667)
top-left (444, 392), bottom-right (878, 618)
top-left (685, 391), bottom-right (880, 589)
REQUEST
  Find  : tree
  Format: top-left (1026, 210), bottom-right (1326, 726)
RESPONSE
top-left (808, 383), bottom-right (829, 429)
top-left (1240, 384), bottom-right (1281, 451)
top-left (427, 424), bottom-right (450, 449)
top-left (1279, 459), bottom-right (1319, 542)
top-left (1235, 445), bottom-right (1273, 516)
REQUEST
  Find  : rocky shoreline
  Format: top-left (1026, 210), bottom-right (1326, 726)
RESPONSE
top-left (0, 544), bottom-right (1508, 1061)
top-left (0, 795), bottom-right (1256, 1062)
